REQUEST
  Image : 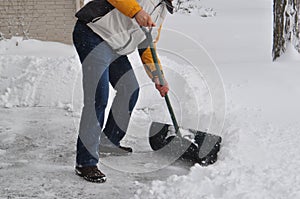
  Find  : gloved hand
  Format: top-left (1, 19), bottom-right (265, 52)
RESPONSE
top-left (153, 77), bottom-right (169, 97)
top-left (134, 9), bottom-right (156, 27)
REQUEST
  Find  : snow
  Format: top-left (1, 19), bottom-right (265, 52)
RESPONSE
top-left (279, 43), bottom-right (300, 62)
top-left (1, 0), bottom-right (300, 198)
top-left (0, 38), bottom-right (80, 108)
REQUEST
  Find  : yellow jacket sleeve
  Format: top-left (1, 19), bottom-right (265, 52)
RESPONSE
top-left (139, 25), bottom-right (164, 80)
top-left (107, 0), bottom-right (142, 18)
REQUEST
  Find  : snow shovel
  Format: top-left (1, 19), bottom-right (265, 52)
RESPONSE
top-left (141, 27), bottom-right (222, 166)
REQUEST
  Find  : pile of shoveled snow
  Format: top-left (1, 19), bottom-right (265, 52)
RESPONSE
top-left (0, 37), bottom-right (81, 109)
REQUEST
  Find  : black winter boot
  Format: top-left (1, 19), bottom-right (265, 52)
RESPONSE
top-left (75, 166), bottom-right (106, 183)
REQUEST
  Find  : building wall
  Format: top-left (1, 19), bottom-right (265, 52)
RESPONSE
top-left (0, 0), bottom-right (77, 44)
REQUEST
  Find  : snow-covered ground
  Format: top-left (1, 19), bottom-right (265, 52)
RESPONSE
top-left (1, 0), bottom-right (300, 198)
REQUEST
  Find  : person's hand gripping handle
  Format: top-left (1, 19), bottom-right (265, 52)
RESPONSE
top-left (135, 9), bottom-right (156, 27)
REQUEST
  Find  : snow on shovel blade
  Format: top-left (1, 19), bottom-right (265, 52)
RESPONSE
top-left (149, 122), bottom-right (222, 166)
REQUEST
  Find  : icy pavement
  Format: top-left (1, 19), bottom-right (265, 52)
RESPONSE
top-left (0, 107), bottom-right (193, 199)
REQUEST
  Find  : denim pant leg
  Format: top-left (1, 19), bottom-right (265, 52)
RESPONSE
top-left (99, 56), bottom-right (140, 146)
top-left (73, 21), bottom-right (119, 166)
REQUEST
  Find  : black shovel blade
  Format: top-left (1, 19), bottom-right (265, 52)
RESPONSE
top-left (149, 122), bottom-right (222, 166)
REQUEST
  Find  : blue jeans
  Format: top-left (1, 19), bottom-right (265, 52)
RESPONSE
top-left (73, 21), bottom-right (139, 167)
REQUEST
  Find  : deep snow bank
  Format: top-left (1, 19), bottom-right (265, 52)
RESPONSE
top-left (0, 37), bottom-right (80, 109)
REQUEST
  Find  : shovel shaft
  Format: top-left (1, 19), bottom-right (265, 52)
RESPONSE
top-left (143, 29), bottom-right (180, 133)
top-left (164, 94), bottom-right (180, 132)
